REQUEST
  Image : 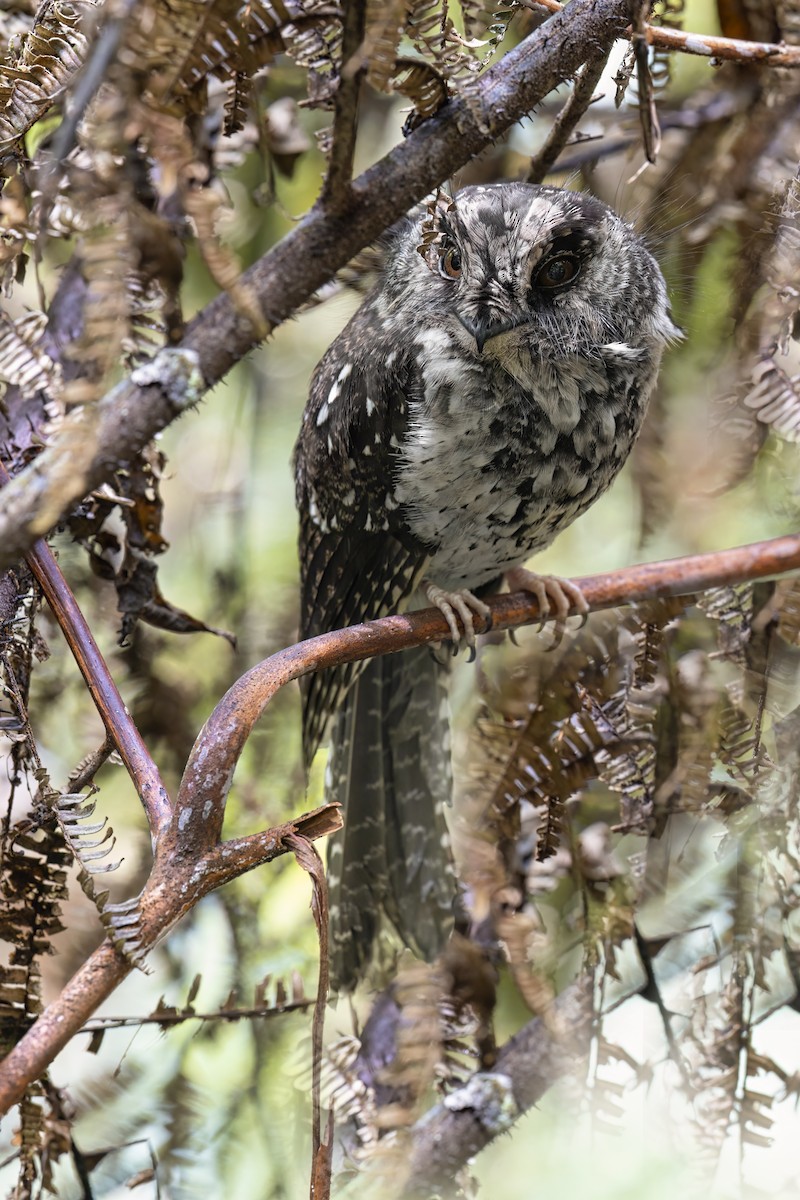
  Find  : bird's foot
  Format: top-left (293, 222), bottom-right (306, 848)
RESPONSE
top-left (505, 567), bottom-right (589, 642)
top-left (424, 581), bottom-right (492, 656)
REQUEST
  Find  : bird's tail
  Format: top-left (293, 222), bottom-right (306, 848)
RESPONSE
top-left (325, 646), bottom-right (457, 992)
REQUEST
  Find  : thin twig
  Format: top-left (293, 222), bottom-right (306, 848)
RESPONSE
top-left (321, 0), bottom-right (367, 210)
top-left (64, 740), bottom-right (114, 793)
top-left (542, 90), bottom-right (746, 173)
top-left (522, 0), bottom-right (800, 65)
top-left (528, 48), bottom-right (612, 182)
top-left (80, 997), bottom-right (315, 1032)
top-left (0, 460), bottom-right (171, 837)
top-left (39, 0), bottom-right (138, 181)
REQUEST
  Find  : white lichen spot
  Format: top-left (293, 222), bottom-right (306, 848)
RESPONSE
top-left (444, 1073), bottom-right (518, 1133)
top-left (685, 33), bottom-right (713, 54)
top-left (178, 806), bottom-right (192, 831)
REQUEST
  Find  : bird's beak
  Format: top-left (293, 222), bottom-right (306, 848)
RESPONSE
top-left (456, 309), bottom-right (524, 354)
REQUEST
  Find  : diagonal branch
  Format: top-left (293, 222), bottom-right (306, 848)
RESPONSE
top-left (0, 0), bottom-right (633, 572)
top-left (0, 460), bottom-right (171, 836)
top-left (401, 974), bottom-right (594, 1195)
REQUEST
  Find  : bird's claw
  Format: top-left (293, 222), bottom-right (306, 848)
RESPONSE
top-left (424, 581), bottom-right (492, 655)
top-left (505, 567), bottom-right (589, 640)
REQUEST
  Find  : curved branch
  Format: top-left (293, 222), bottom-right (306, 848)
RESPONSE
top-left (2, 532), bottom-right (796, 1115)
top-left (0, 801), bottom-right (340, 1115)
top-left (0, 0), bottom-right (633, 572)
top-left (172, 532), bottom-right (800, 858)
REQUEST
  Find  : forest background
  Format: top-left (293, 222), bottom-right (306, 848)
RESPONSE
top-left (1, 0), bottom-right (800, 1196)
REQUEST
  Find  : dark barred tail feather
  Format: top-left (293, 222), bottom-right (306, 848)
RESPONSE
top-left (325, 647), bottom-right (457, 992)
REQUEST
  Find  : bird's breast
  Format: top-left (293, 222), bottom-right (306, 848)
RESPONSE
top-left (393, 346), bottom-right (647, 591)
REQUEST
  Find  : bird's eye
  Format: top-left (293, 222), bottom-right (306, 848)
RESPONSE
top-left (533, 253), bottom-right (580, 290)
top-left (438, 245), bottom-right (462, 280)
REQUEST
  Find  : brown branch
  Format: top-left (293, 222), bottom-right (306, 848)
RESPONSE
top-left (645, 21), bottom-right (800, 63)
top-left (321, 0), bottom-right (367, 210)
top-left (64, 740), bottom-right (113, 792)
top-left (1, 531), bottom-right (797, 1113)
top-left (0, 460), bottom-right (171, 835)
top-left (0, 801), bottom-right (341, 1115)
top-left (0, 0), bottom-right (634, 572)
top-left (524, 0), bottom-right (800, 65)
top-left (173, 530), bottom-right (800, 855)
top-left (528, 47), bottom-right (612, 182)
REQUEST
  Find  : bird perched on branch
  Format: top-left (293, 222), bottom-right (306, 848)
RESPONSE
top-left (294, 182), bottom-right (677, 991)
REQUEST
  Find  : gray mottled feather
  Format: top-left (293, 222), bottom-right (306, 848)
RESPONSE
top-left (294, 182), bottom-right (678, 990)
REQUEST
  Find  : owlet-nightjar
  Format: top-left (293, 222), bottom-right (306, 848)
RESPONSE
top-left (294, 182), bottom-right (678, 991)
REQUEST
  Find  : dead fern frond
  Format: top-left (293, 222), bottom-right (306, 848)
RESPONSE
top-left (743, 358), bottom-right (800, 440)
top-left (0, 309), bottom-right (62, 402)
top-left (0, 825), bottom-right (70, 1056)
top-left (52, 789), bottom-right (150, 966)
top-left (407, 0), bottom-right (481, 84)
top-left (774, 577), bottom-right (800, 644)
top-left (718, 701), bottom-right (773, 785)
top-left (280, 0), bottom-right (343, 109)
top-left (56, 790), bottom-right (122, 879)
top-left (0, 0), bottom-right (97, 155)
top-left (699, 583), bottom-right (754, 664)
top-left (154, 0), bottom-right (250, 100)
top-left (363, 0), bottom-right (409, 94)
top-left (62, 192), bottom-right (135, 406)
top-left (391, 57), bottom-right (449, 130)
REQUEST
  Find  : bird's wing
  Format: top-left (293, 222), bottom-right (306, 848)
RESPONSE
top-left (294, 301), bottom-right (428, 766)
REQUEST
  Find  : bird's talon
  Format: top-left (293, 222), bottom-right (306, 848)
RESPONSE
top-left (506, 568), bottom-right (588, 634)
top-left (425, 581), bottom-right (490, 656)
top-left (546, 622), bottom-right (567, 651)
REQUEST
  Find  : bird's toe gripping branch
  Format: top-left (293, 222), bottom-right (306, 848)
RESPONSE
top-left (423, 580), bottom-right (493, 656)
top-left (505, 566), bottom-right (590, 629)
